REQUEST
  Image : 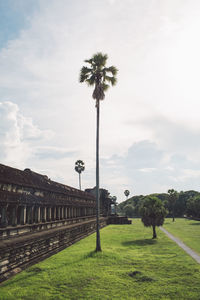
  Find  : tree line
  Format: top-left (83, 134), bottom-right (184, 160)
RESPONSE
top-left (117, 190), bottom-right (200, 220)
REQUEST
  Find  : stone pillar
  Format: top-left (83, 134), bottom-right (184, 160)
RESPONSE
top-left (60, 207), bottom-right (64, 219)
top-left (27, 206), bottom-right (33, 224)
top-left (47, 207), bottom-right (51, 221)
top-left (42, 207), bottom-right (47, 222)
top-left (68, 207), bottom-right (71, 218)
top-left (53, 207), bottom-right (56, 220)
top-left (26, 207), bottom-right (30, 224)
top-left (57, 207), bottom-right (60, 220)
top-left (11, 206), bottom-right (17, 226)
top-left (35, 206), bottom-right (40, 223)
top-left (20, 206), bottom-right (26, 225)
top-left (64, 207), bottom-right (67, 219)
top-left (69, 207), bottom-right (71, 218)
top-left (0, 205), bottom-right (8, 227)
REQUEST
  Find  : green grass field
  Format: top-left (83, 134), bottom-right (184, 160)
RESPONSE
top-left (164, 218), bottom-right (200, 255)
top-left (1, 219), bottom-right (200, 300)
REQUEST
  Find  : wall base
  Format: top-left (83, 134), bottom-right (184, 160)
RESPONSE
top-left (0, 217), bottom-right (107, 283)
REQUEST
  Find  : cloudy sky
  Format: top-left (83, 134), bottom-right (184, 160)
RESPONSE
top-left (0, 0), bottom-right (200, 202)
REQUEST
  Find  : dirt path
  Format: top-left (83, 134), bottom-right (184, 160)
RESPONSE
top-left (160, 227), bottom-right (200, 264)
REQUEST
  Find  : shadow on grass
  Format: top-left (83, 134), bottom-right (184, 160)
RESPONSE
top-left (84, 250), bottom-right (97, 259)
top-left (122, 239), bottom-right (157, 247)
top-left (189, 222), bottom-right (200, 226)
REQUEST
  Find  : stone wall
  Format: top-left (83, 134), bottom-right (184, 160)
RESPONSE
top-left (0, 163), bottom-right (112, 283)
top-left (0, 217), bottom-right (107, 282)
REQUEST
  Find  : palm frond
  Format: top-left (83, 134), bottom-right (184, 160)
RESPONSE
top-left (102, 83), bottom-right (110, 91)
top-left (86, 74), bottom-right (96, 86)
top-left (104, 75), bottom-right (117, 86)
top-left (84, 58), bottom-right (93, 65)
top-left (79, 66), bottom-right (93, 82)
top-left (105, 66), bottom-right (118, 76)
top-left (92, 52), bottom-right (108, 68)
top-left (80, 66), bottom-right (92, 75)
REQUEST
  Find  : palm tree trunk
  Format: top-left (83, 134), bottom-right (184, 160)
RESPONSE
top-left (96, 100), bottom-right (101, 252)
top-left (152, 225), bottom-right (157, 239)
top-left (79, 173), bottom-right (81, 190)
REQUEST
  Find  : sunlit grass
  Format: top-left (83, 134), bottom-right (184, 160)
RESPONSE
top-left (1, 219), bottom-right (200, 299)
top-left (164, 218), bottom-right (200, 255)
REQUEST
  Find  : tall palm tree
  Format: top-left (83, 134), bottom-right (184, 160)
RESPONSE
top-left (75, 160), bottom-right (85, 190)
top-left (80, 52), bottom-right (117, 252)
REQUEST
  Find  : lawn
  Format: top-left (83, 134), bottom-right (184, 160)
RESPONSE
top-left (163, 218), bottom-right (200, 255)
top-left (0, 219), bottom-right (200, 300)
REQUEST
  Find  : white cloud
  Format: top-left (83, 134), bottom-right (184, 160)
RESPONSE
top-left (0, 101), bottom-right (53, 168)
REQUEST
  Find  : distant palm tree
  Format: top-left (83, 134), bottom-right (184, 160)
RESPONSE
top-left (75, 160), bottom-right (85, 190)
top-left (124, 190), bottom-right (130, 200)
top-left (167, 189), bottom-right (178, 222)
top-left (80, 52), bottom-right (118, 252)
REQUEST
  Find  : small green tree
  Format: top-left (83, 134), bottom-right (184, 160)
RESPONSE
top-left (167, 189), bottom-right (178, 222)
top-left (139, 196), bottom-right (168, 239)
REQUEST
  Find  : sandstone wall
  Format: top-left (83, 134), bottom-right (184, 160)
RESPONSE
top-left (0, 217), bottom-right (107, 283)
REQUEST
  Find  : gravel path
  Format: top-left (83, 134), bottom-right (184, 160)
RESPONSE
top-left (160, 227), bottom-right (200, 264)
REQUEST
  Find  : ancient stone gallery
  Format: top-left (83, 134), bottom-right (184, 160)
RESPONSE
top-left (0, 164), bottom-right (114, 282)
top-left (0, 163), bottom-right (130, 282)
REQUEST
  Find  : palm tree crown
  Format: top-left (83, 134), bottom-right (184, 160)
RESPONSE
top-left (75, 160), bottom-right (85, 174)
top-left (79, 52), bottom-right (118, 105)
top-left (124, 190), bottom-right (130, 198)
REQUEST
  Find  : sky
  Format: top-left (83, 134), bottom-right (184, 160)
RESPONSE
top-left (0, 0), bottom-right (200, 202)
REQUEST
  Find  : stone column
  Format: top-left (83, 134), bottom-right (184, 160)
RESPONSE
top-left (64, 207), bottom-right (67, 219)
top-left (0, 205), bottom-right (8, 227)
top-left (42, 207), bottom-right (47, 222)
top-left (20, 206), bottom-right (26, 225)
top-left (68, 207), bottom-right (71, 218)
top-left (27, 206), bottom-right (33, 224)
top-left (57, 207), bottom-right (60, 220)
top-left (11, 206), bottom-right (17, 226)
top-left (47, 207), bottom-right (51, 221)
top-left (60, 207), bottom-right (64, 219)
top-left (35, 206), bottom-right (40, 223)
top-left (53, 207), bottom-right (56, 220)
